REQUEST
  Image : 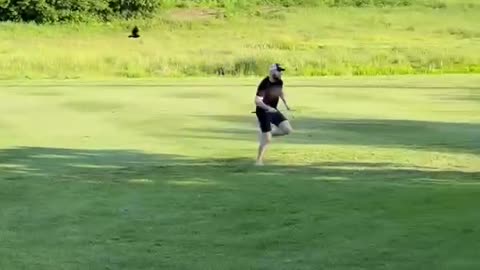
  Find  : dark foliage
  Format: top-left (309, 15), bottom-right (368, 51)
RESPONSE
top-left (0, 0), bottom-right (161, 23)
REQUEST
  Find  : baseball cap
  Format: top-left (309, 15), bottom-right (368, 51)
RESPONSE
top-left (269, 63), bottom-right (286, 73)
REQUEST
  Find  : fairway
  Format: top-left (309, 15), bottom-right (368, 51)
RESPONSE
top-left (1, 76), bottom-right (480, 269)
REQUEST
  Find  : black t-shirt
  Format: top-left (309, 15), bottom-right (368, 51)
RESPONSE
top-left (256, 76), bottom-right (283, 109)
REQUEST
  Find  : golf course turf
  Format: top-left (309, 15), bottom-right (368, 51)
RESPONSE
top-left (1, 76), bottom-right (479, 269)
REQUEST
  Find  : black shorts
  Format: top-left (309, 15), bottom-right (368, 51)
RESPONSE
top-left (255, 108), bottom-right (287, 133)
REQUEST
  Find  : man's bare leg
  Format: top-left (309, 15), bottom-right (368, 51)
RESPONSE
top-left (256, 131), bottom-right (272, 166)
top-left (272, 121), bottom-right (293, 137)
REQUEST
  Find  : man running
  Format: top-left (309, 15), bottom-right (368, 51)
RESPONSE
top-left (254, 63), bottom-right (293, 166)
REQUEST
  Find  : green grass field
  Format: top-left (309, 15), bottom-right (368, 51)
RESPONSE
top-left (1, 76), bottom-right (479, 269)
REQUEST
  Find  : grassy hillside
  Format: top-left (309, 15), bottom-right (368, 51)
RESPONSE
top-left (0, 2), bottom-right (479, 79)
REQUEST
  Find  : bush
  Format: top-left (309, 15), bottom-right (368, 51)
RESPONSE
top-left (109, 0), bottom-right (161, 18)
top-left (0, 0), bottom-right (161, 23)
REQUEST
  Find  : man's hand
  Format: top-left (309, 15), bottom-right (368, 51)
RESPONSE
top-left (280, 93), bottom-right (291, 111)
top-left (267, 107), bottom-right (277, 113)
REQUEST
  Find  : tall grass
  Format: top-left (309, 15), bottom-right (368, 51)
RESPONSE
top-left (159, 0), bottom-right (479, 8)
top-left (0, 4), bottom-right (478, 79)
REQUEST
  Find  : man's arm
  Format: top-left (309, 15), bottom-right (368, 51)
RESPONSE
top-left (255, 91), bottom-right (276, 112)
top-left (280, 92), bottom-right (291, 110)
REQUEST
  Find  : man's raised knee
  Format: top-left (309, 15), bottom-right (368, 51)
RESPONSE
top-left (284, 127), bottom-right (293, 135)
top-left (279, 122), bottom-right (293, 135)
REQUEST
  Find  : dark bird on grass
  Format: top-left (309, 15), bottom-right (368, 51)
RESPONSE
top-left (129, 26), bottom-right (140, 38)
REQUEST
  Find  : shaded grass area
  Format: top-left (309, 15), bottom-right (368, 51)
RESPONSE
top-left (1, 77), bottom-right (480, 269)
top-left (187, 116), bottom-right (480, 155)
top-left (0, 4), bottom-right (479, 79)
top-left (1, 147), bottom-right (480, 270)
